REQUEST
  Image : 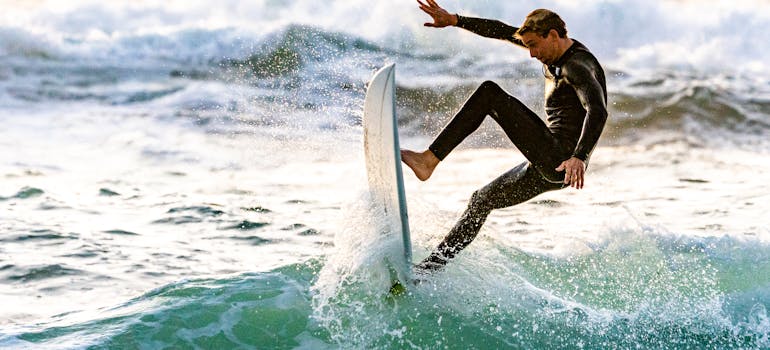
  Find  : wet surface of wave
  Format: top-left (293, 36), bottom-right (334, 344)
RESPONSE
top-left (3, 230), bottom-right (770, 349)
top-left (0, 187), bottom-right (44, 201)
top-left (2, 264), bottom-right (84, 283)
top-left (2, 230), bottom-right (70, 242)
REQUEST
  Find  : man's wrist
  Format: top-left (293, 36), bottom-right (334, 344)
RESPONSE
top-left (452, 14), bottom-right (460, 26)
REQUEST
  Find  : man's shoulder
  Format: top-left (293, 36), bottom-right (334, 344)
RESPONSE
top-left (562, 44), bottom-right (603, 80)
top-left (568, 41), bottom-right (600, 62)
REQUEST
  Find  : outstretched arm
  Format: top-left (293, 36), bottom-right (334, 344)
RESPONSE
top-left (417, 0), bottom-right (525, 47)
top-left (455, 16), bottom-right (525, 47)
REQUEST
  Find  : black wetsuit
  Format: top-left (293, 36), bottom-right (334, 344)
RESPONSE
top-left (418, 15), bottom-right (608, 271)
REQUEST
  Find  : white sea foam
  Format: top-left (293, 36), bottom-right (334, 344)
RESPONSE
top-left (1, 0), bottom-right (769, 74)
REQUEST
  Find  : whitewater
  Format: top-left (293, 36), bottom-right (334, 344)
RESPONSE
top-left (1, 0), bottom-right (770, 348)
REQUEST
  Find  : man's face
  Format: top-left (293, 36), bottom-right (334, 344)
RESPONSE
top-left (520, 30), bottom-right (558, 65)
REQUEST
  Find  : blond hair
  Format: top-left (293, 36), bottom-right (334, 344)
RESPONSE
top-left (515, 9), bottom-right (567, 39)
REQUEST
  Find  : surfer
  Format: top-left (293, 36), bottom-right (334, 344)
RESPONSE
top-left (402, 0), bottom-right (608, 272)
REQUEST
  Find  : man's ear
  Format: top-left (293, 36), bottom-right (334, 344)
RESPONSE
top-left (547, 29), bottom-right (559, 40)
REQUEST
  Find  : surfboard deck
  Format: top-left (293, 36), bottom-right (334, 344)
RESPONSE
top-left (362, 64), bottom-right (412, 293)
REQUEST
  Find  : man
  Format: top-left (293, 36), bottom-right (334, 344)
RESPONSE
top-left (402, 0), bottom-right (608, 272)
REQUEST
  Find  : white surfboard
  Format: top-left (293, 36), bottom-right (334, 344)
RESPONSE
top-left (362, 64), bottom-right (412, 288)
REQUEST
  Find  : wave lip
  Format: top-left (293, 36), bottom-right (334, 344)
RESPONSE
top-left (4, 18), bottom-right (767, 150)
top-left (3, 0), bottom-right (770, 78)
top-left (222, 25), bottom-right (358, 78)
top-left (606, 73), bottom-right (770, 150)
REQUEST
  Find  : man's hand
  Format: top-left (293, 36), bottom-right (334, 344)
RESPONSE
top-left (556, 157), bottom-right (586, 189)
top-left (417, 0), bottom-right (458, 27)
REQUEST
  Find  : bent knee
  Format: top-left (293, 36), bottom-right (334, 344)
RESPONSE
top-left (478, 80), bottom-right (501, 92)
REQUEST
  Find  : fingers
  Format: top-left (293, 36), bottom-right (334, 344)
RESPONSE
top-left (558, 163), bottom-right (585, 188)
top-left (417, 0), bottom-right (447, 18)
top-left (417, 1), bottom-right (441, 24)
top-left (556, 162), bottom-right (569, 184)
top-left (571, 168), bottom-right (585, 189)
top-left (416, 0), bottom-right (433, 16)
top-left (426, 0), bottom-right (442, 8)
top-left (556, 158), bottom-right (587, 189)
top-left (570, 172), bottom-right (579, 189)
top-left (417, 0), bottom-right (436, 13)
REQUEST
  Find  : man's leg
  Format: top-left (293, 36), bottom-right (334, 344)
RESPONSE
top-left (417, 162), bottom-right (563, 271)
top-left (424, 80), bottom-right (571, 182)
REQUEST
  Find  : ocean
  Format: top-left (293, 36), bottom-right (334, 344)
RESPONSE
top-left (1, 0), bottom-right (770, 348)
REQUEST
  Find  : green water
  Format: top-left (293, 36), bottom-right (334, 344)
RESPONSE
top-left (4, 231), bottom-right (770, 349)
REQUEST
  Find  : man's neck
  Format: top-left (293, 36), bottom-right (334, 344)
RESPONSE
top-left (557, 38), bottom-right (574, 57)
top-left (552, 37), bottom-right (574, 65)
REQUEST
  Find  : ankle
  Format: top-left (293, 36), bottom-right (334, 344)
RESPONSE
top-left (423, 150), bottom-right (440, 168)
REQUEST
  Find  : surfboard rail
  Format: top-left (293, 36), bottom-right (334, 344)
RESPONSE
top-left (362, 64), bottom-right (412, 287)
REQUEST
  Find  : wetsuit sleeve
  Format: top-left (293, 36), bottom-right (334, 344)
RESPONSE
top-left (563, 58), bottom-right (608, 161)
top-left (455, 15), bottom-right (526, 47)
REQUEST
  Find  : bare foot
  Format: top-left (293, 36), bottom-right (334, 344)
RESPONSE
top-left (400, 149), bottom-right (439, 181)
